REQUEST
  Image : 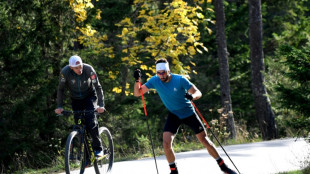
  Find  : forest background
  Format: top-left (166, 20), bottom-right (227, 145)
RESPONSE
top-left (0, 0), bottom-right (309, 173)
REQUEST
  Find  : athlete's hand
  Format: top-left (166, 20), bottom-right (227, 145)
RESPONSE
top-left (96, 107), bottom-right (105, 114)
top-left (55, 108), bottom-right (64, 115)
top-left (185, 93), bottom-right (193, 101)
top-left (133, 69), bottom-right (142, 81)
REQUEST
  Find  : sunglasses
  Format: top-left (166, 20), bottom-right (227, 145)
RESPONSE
top-left (156, 71), bottom-right (167, 75)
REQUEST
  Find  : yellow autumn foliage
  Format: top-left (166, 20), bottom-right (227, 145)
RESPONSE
top-left (112, 87), bottom-right (122, 93)
top-left (68, 0), bottom-right (114, 58)
top-left (69, 0), bottom-right (213, 95)
top-left (140, 65), bottom-right (148, 70)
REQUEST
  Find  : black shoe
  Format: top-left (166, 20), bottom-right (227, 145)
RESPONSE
top-left (223, 167), bottom-right (237, 174)
top-left (170, 169), bottom-right (178, 174)
top-left (217, 158), bottom-right (237, 174)
top-left (169, 163), bottom-right (178, 174)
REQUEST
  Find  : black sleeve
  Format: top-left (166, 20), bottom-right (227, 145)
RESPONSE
top-left (90, 67), bottom-right (105, 107)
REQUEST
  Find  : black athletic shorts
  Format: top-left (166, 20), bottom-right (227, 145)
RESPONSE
top-left (163, 112), bottom-right (205, 135)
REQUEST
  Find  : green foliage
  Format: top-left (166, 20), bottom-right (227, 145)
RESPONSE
top-left (263, 0), bottom-right (310, 139)
top-left (264, 0), bottom-right (310, 51)
top-left (192, 0), bottom-right (256, 128)
top-left (223, 1), bottom-right (256, 126)
top-left (0, 0), bottom-right (75, 172)
top-left (277, 45), bottom-right (310, 112)
top-left (272, 44), bottom-right (310, 137)
top-left (136, 134), bottom-right (151, 154)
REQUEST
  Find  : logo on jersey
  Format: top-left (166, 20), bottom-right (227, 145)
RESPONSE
top-left (91, 74), bottom-right (96, 80)
top-left (90, 72), bottom-right (97, 83)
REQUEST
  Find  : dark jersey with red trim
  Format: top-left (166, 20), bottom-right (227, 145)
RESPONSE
top-left (57, 63), bottom-right (104, 108)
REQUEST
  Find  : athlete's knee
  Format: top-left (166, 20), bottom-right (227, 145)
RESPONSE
top-left (163, 138), bottom-right (173, 149)
top-left (163, 133), bottom-right (174, 150)
top-left (86, 118), bottom-right (98, 129)
top-left (196, 131), bottom-right (207, 142)
top-left (85, 114), bottom-right (98, 129)
top-left (204, 136), bottom-right (216, 147)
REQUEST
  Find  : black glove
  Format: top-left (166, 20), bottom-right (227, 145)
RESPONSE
top-left (133, 69), bottom-right (142, 81)
top-left (185, 93), bottom-right (193, 101)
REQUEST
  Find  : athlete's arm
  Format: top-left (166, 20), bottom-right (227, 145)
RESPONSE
top-left (55, 71), bottom-right (66, 114)
top-left (187, 85), bottom-right (202, 100)
top-left (89, 67), bottom-right (105, 108)
top-left (134, 80), bottom-right (149, 97)
top-left (56, 72), bottom-right (66, 108)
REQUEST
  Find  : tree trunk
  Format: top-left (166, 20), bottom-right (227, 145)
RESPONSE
top-left (214, 0), bottom-right (236, 139)
top-left (248, 0), bottom-right (277, 140)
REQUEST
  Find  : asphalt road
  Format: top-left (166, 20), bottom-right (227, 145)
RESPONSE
top-left (60, 138), bottom-right (310, 174)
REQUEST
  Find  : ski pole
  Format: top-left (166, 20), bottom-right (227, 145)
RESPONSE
top-left (191, 101), bottom-right (241, 174)
top-left (138, 81), bottom-right (159, 174)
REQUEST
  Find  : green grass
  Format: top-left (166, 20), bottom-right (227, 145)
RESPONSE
top-left (13, 166), bottom-right (62, 174)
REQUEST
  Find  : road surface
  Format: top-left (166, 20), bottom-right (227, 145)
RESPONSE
top-left (60, 138), bottom-right (310, 174)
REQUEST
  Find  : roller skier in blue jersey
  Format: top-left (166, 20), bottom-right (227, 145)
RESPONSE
top-left (133, 58), bottom-right (236, 174)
